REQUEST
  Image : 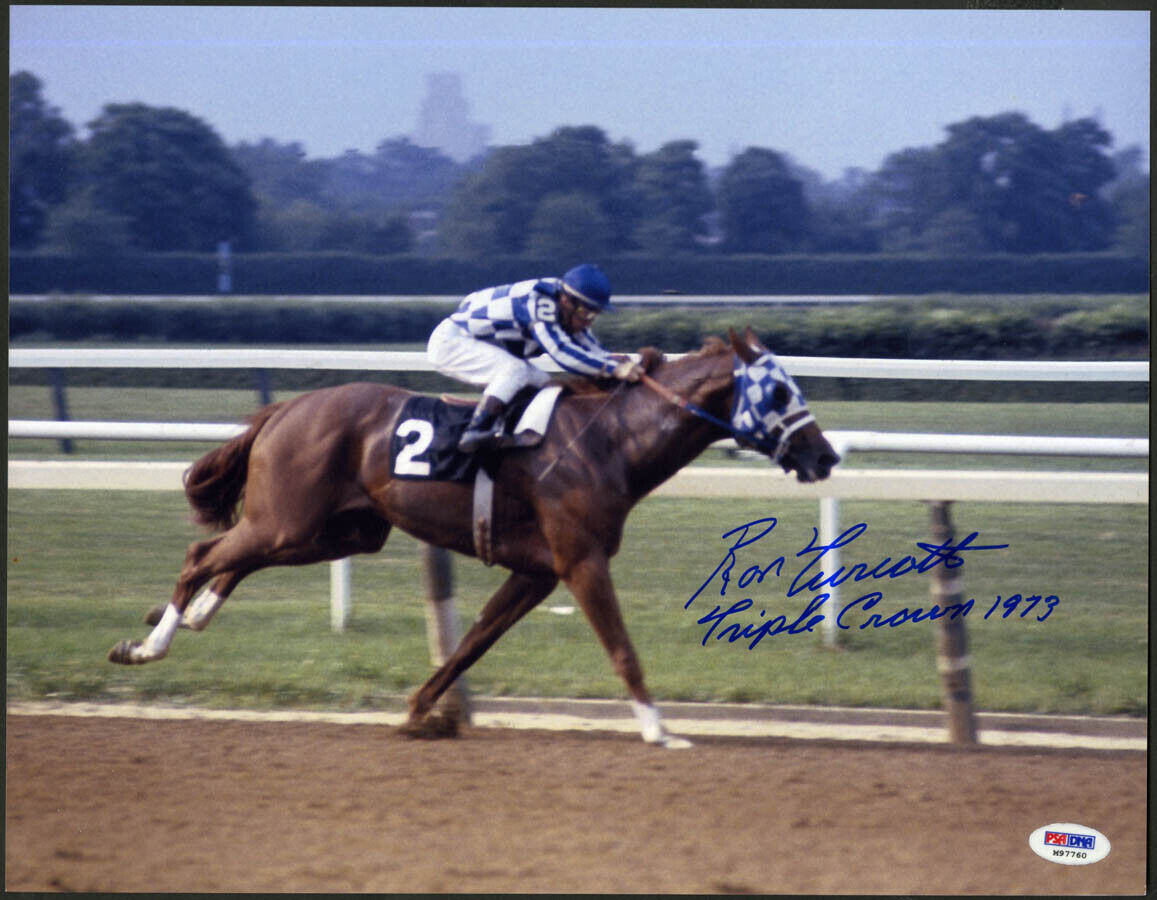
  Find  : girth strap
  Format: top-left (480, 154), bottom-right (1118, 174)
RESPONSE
top-left (472, 465), bottom-right (495, 566)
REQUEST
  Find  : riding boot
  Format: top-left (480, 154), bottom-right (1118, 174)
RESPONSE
top-left (458, 395), bottom-right (508, 453)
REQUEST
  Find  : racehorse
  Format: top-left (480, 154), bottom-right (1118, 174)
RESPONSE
top-left (108, 328), bottom-right (839, 748)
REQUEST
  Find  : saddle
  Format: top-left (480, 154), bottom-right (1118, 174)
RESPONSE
top-left (389, 385), bottom-right (566, 566)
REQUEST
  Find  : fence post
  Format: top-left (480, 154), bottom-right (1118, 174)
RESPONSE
top-left (330, 558), bottom-right (351, 632)
top-left (819, 496), bottom-right (842, 648)
top-left (422, 544), bottom-right (472, 723)
top-left (50, 368), bottom-right (73, 454)
top-left (254, 369), bottom-right (273, 407)
top-left (928, 500), bottom-right (978, 745)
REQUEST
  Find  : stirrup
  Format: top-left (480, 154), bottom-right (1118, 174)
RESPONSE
top-left (458, 424), bottom-right (503, 454)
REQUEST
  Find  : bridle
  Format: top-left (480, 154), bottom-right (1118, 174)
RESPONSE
top-left (536, 349), bottom-right (814, 484)
top-left (640, 352), bottom-right (815, 465)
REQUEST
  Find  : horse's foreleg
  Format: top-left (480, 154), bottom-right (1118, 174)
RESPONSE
top-left (564, 554), bottom-right (692, 749)
top-left (404, 571), bottom-right (558, 734)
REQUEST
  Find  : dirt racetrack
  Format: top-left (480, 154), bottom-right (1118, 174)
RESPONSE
top-left (5, 711), bottom-right (1146, 894)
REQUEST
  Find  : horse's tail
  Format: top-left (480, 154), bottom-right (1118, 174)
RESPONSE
top-left (184, 403), bottom-right (285, 531)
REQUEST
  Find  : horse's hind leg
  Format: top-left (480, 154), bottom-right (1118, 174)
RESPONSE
top-left (143, 570), bottom-right (241, 630)
top-left (142, 508), bottom-right (390, 631)
top-left (110, 531), bottom-right (246, 664)
top-left (403, 570), bottom-right (559, 737)
top-left (112, 509), bottom-right (391, 665)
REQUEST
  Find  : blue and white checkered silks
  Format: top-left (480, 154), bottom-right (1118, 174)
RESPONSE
top-left (448, 278), bottom-right (616, 378)
top-left (730, 351), bottom-right (815, 461)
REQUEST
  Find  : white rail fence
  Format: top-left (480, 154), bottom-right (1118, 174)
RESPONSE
top-left (10, 346), bottom-right (1150, 380)
top-left (10, 347), bottom-right (1149, 740)
top-left (10, 348), bottom-right (1149, 636)
top-left (9, 418), bottom-right (1150, 459)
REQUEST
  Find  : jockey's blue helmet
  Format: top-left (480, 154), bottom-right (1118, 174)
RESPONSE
top-left (561, 263), bottom-right (614, 312)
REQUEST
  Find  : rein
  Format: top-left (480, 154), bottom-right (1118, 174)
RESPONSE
top-left (639, 372), bottom-right (734, 436)
top-left (535, 380), bottom-right (628, 483)
top-left (535, 352), bottom-right (813, 484)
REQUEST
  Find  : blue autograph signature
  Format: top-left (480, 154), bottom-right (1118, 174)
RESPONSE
top-left (685, 517), bottom-right (1058, 650)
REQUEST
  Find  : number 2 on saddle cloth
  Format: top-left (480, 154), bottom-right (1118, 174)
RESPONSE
top-left (389, 386), bottom-right (548, 483)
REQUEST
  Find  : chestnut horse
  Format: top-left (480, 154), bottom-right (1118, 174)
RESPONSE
top-left (109, 328), bottom-right (839, 747)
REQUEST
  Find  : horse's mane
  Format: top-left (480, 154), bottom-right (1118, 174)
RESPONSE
top-left (552, 374), bottom-right (607, 396)
top-left (552, 337), bottom-right (730, 396)
top-left (694, 336), bottom-right (729, 357)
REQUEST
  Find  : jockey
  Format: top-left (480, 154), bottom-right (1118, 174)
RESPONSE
top-left (428, 263), bottom-right (644, 453)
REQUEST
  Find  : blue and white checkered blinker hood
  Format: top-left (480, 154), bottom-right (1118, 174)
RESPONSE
top-left (730, 352), bottom-right (815, 462)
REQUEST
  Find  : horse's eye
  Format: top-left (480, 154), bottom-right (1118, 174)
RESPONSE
top-left (770, 383), bottom-right (790, 413)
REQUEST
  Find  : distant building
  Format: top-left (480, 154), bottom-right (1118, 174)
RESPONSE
top-left (412, 73), bottom-right (490, 163)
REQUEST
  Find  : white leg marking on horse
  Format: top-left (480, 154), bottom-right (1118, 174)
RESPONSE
top-left (631, 700), bottom-right (693, 749)
top-left (183, 589), bottom-right (225, 631)
top-left (133, 603), bottom-right (182, 661)
top-left (631, 700), bottom-right (664, 742)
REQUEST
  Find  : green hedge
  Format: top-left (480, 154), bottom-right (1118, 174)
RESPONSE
top-left (10, 295), bottom-right (1148, 359)
top-left (9, 251), bottom-right (1150, 295)
top-left (8, 299), bottom-right (455, 345)
top-left (11, 295), bottom-right (1147, 403)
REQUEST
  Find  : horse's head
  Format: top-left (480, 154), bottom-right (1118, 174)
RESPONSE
top-left (727, 327), bottom-right (840, 483)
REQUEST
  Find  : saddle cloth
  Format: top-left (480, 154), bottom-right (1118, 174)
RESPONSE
top-left (389, 385), bottom-right (564, 483)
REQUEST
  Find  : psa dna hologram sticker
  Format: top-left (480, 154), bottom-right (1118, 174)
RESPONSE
top-left (1029, 823), bottom-right (1110, 866)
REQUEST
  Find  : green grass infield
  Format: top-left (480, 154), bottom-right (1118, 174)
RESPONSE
top-left (7, 489), bottom-right (1146, 717)
top-left (8, 384), bottom-right (1147, 716)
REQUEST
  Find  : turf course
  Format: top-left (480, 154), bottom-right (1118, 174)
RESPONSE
top-left (5, 491), bottom-right (1146, 716)
top-left (7, 387), bottom-right (1148, 717)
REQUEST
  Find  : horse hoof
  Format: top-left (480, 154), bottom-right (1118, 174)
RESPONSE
top-left (143, 604), bottom-right (166, 626)
top-left (658, 735), bottom-right (693, 750)
top-left (108, 639), bottom-right (140, 665)
top-left (399, 712), bottom-right (461, 740)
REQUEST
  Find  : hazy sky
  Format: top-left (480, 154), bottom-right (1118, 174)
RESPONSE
top-left (9, 6), bottom-right (1150, 179)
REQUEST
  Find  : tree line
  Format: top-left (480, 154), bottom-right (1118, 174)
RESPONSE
top-left (10, 70), bottom-right (1149, 260)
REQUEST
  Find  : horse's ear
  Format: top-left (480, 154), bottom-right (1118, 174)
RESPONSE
top-left (743, 325), bottom-right (766, 353)
top-left (730, 327), bottom-right (759, 364)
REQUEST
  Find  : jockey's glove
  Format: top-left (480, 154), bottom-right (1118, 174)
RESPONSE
top-left (611, 359), bottom-right (645, 382)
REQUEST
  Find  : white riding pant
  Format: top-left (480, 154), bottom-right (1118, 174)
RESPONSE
top-left (427, 319), bottom-right (550, 404)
